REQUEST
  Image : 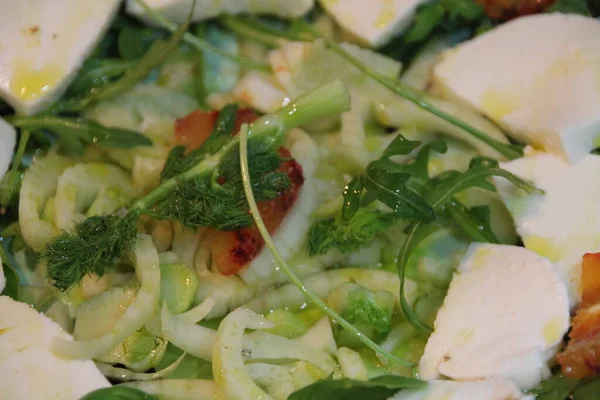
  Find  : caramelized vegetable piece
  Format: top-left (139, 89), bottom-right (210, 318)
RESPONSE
top-left (558, 253), bottom-right (600, 379)
top-left (582, 252), bottom-right (600, 306)
top-left (475, 0), bottom-right (556, 19)
top-left (210, 148), bottom-right (304, 275)
top-left (174, 108), bottom-right (304, 275)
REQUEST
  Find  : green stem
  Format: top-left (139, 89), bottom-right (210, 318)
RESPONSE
top-left (135, 0), bottom-right (271, 72)
top-left (239, 124), bottom-right (417, 368)
top-left (300, 23), bottom-right (522, 160)
top-left (220, 17), bottom-right (283, 48)
top-left (446, 199), bottom-right (499, 244)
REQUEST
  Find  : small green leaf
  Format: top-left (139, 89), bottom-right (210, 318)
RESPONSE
top-left (546, 0), bottom-right (591, 15)
top-left (445, 202), bottom-right (500, 244)
top-left (405, 4), bottom-right (446, 42)
top-left (530, 374), bottom-right (598, 400)
top-left (66, 59), bottom-right (134, 98)
top-left (288, 375), bottom-right (427, 400)
top-left (8, 116), bottom-right (152, 155)
top-left (80, 386), bottom-right (158, 400)
top-left (118, 23), bottom-right (168, 60)
top-left (1, 263), bottom-right (19, 300)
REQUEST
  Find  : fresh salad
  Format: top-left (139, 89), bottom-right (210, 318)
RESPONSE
top-left (0, 0), bottom-right (599, 399)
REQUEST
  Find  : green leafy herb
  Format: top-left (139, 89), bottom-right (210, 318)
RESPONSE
top-left (445, 202), bottom-right (499, 243)
top-left (118, 22), bottom-right (169, 60)
top-left (405, 0), bottom-right (487, 43)
top-left (65, 59), bottom-right (135, 99)
top-left (80, 386), bottom-right (158, 400)
top-left (1, 263), bottom-right (19, 300)
top-left (546, 0), bottom-right (592, 15)
top-left (288, 375), bottom-right (427, 400)
top-left (56, 9), bottom-right (190, 113)
top-left (308, 208), bottom-right (397, 256)
top-left (531, 374), bottom-right (600, 400)
top-left (341, 135), bottom-right (446, 222)
top-left (0, 130), bottom-right (31, 210)
top-left (43, 80), bottom-right (350, 291)
top-left (7, 116), bottom-right (152, 156)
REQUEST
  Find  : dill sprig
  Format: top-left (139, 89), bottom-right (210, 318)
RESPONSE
top-left (44, 80), bottom-right (350, 291)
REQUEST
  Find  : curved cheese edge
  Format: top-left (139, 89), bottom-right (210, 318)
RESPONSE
top-left (433, 14), bottom-right (600, 163)
top-left (0, 1), bottom-right (121, 115)
top-left (0, 296), bottom-right (110, 400)
top-left (0, 117), bottom-right (16, 181)
top-left (126, 0), bottom-right (314, 24)
top-left (391, 377), bottom-right (532, 400)
top-left (419, 244), bottom-right (570, 390)
top-left (318, 0), bottom-right (431, 48)
top-left (494, 152), bottom-right (600, 306)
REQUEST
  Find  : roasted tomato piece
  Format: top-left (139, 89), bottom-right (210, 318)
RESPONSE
top-left (209, 148), bottom-right (304, 276)
top-left (557, 252), bottom-right (600, 379)
top-left (582, 253), bottom-right (600, 306)
top-left (174, 108), bottom-right (259, 151)
top-left (475, 0), bottom-right (556, 19)
top-left (558, 304), bottom-right (600, 379)
top-left (174, 108), bottom-right (304, 276)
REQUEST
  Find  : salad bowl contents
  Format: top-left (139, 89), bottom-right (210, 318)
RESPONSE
top-left (0, 1), bottom-right (599, 399)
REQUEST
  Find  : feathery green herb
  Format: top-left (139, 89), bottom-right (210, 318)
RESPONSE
top-left (43, 80), bottom-right (350, 291)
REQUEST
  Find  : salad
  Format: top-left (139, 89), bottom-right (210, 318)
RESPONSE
top-left (0, 0), bottom-right (599, 399)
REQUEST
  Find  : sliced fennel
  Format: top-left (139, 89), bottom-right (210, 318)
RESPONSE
top-left (247, 363), bottom-right (296, 400)
top-left (239, 123), bottom-right (417, 368)
top-left (52, 235), bottom-right (160, 359)
top-left (97, 351), bottom-right (185, 382)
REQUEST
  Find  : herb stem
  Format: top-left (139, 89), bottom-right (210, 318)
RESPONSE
top-left (135, 0), bottom-right (271, 71)
top-left (239, 123), bottom-right (417, 368)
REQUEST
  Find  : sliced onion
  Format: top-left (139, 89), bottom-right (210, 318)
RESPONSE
top-left (96, 352), bottom-right (185, 382)
top-left (52, 235), bottom-right (160, 359)
top-left (213, 308), bottom-right (275, 400)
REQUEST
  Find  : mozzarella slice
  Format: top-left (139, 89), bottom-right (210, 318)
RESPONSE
top-left (391, 378), bottom-right (532, 400)
top-left (0, 1), bottom-right (120, 115)
top-left (126, 0), bottom-right (314, 24)
top-left (0, 296), bottom-right (110, 399)
top-left (433, 14), bottom-right (600, 163)
top-left (419, 244), bottom-right (569, 390)
top-left (318, 0), bottom-right (431, 47)
top-left (0, 117), bottom-right (16, 179)
top-left (494, 152), bottom-right (600, 305)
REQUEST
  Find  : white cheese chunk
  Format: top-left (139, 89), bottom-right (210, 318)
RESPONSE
top-left (0, 1), bottom-right (121, 115)
top-left (126, 0), bottom-right (314, 24)
top-left (0, 117), bottom-right (16, 179)
top-left (433, 14), bottom-right (600, 163)
top-left (318, 0), bottom-right (431, 47)
top-left (494, 152), bottom-right (600, 305)
top-left (0, 296), bottom-right (110, 400)
top-left (391, 378), bottom-right (532, 400)
top-left (419, 244), bottom-right (570, 390)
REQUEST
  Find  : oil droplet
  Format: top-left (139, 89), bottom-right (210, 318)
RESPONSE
top-left (10, 61), bottom-right (62, 101)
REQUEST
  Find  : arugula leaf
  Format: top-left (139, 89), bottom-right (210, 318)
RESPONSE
top-left (1, 263), bottom-right (19, 300)
top-left (531, 374), bottom-right (600, 400)
top-left (342, 135), bottom-right (447, 223)
top-left (66, 59), bottom-right (135, 99)
top-left (118, 22), bottom-right (169, 60)
top-left (7, 116), bottom-right (152, 156)
top-left (546, 0), bottom-right (592, 15)
top-left (288, 375), bottom-right (427, 400)
top-left (308, 208), bottom-right (397, 256)
top-left (80, 386), bottom-right (158, 400)
top-left (445, 202), bottom-right (500, 244)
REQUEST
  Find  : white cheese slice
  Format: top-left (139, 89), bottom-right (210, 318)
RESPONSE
top-left (0, 296), bottom-right (110, 400)
top-left (0, 1), bottom-right (121, 115)
top-left (419, 244), bottom-right (570, 390)
top-left (433, 14), bottom-right (600, 163)
top-left (0, 117), bottom-right (16, 179)
top-left (318, 0), bottom-right (431, 47)
top-left (126, 0), bottom-right (314, 24)
top-left (391, 378), bottom-right (532, 400)
top-left (494, 152), bottom-right (600, 305)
